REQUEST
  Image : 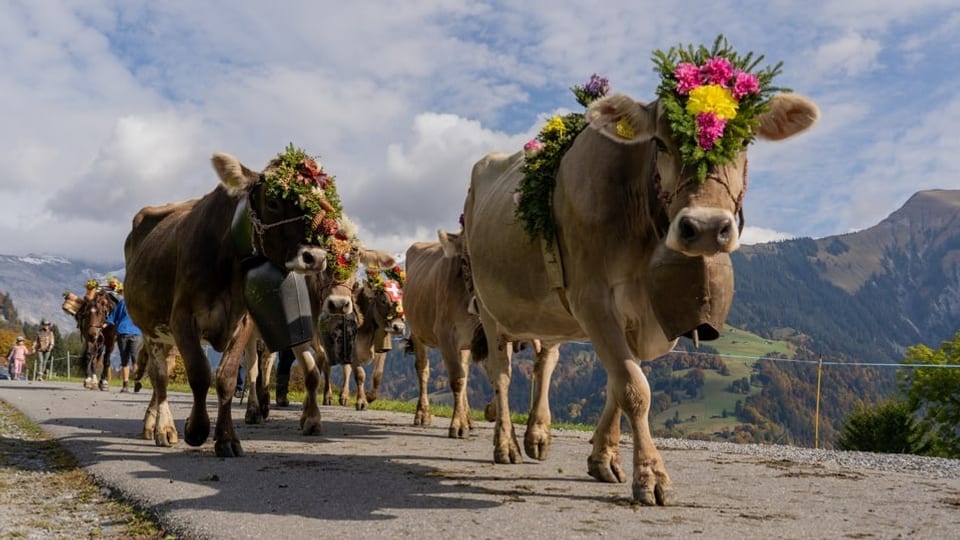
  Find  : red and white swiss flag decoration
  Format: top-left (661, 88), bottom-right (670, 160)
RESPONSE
top-left (383, 280), bottom-right (403, 302)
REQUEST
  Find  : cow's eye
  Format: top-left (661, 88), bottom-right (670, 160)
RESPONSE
top-left (654, 138), bottom-right (668, 152)
top-left (265, 197), bottom-right (282, 212)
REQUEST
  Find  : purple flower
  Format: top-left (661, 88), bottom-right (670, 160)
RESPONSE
top-left (700, 57), bottom-right (734, 86)
top-left (583, 73), bottom-right (610, 97)
top-left (674, 62), bottom-right (701, 95)
top-left (731, 70), bottom-right (760, 99)
top-left (696, 112), bottom-right (727, 150)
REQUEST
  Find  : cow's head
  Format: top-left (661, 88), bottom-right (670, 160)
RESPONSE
top-left (586, 86), bottom-right (818, 257)
top-left (361, 265), bottom-right (406, 335)
top-left (319, 248), bottom-right (397, 317)
top-left (213, 147), bottom-right (335, 273)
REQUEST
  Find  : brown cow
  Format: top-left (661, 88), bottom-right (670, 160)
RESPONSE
top-left (125, 151), bottom-right (335, 457)
top-left (403, 229), bottom-right (487, 437)
top-left (332, 265), bottom-right (405, 410)
top-left (463, 91), bottom-right (819, 504)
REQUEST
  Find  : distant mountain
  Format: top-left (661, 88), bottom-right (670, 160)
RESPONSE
top-left (729, 190), bottom-right (960, 362)
top-left (0, 254), bottom-right (124, 331)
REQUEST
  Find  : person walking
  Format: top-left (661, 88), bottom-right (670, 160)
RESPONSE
top-left (33, 319), bottom-right (55, 381)
top-left (7, 336), bottom-right (31, 381)
top-left (104, 284), bottom-right (142, 393)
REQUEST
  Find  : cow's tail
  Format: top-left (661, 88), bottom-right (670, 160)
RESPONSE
top-left (470, 323), bottom-right (488, 362)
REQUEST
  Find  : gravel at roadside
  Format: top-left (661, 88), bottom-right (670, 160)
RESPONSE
top-left (0, 399), bottom-right (168, 539)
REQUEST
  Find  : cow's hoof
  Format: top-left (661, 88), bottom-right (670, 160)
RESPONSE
top-left (184, 417), bottom-right (209, 447)
top-left (448, 424), bottom-right (469, 439)
top-left (276, 396), bottom-right (289, 407)
top-left (632, 482), bottom-right (670, 506)
top-left (134, 381), bottom-right (143, 393)
top-left (142, 429), bottom-right (154, 441)
top-left (154, 427), bottom-right (179, 447)
top-left (300, 416), bottom-right (322, 436)
top-left (523, 424), bottom-right (553, 461)
top-left (587, 453), bottom-right (626, 484)
top-left (413, 411), bottom-right (433, 427)
top-left (355, 400), bottom-right (367, 411)
top-left (244, 408), bottom-right (263, 425)
top-left (338, 396), bottom-right (349, 407)
top-left (214, 440), bottom-right (244, 458)
top-left (493, 427), bottom-right (523, 464)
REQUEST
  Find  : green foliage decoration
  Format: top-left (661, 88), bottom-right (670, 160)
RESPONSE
top-left (515, 74), bottom-right (608, 245)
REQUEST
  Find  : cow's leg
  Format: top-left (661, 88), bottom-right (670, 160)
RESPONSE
top-left (258, 348), bottom-right (274, 419)
top-left (353, 362), bottom-right (368, 411)
top-left (525, 342), bottom-right (559, 460)
top-left (338, 363), bottom-right (352, 406)
top-left (441, 339), bottom-right (471, 438)
top-left (366, 352), bottom-right (386, 403)
top-left (144, 341), bottom-right (179, 446)
top-left (171, 310), bottom-right (213, 448)
top-left (412, 337), bottom-right (432, 426)
top-left (293, 341), bottom-right (322, 435)
top-left (211, 315), bottom-right (254, 457)
top-left (243, 342), bottom-right (268, 425)
top-left (479, 308), bottom-right (521, 464)
top-left (577, 309), bottom-right (670, 506)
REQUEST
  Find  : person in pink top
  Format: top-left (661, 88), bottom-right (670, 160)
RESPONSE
top-left (7, 336), bottom-right (31, 381)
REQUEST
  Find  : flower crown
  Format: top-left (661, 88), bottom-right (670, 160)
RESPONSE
top-left (652, 35), bottom-right (784, 182)
top-left (264, 143), bottom-right (359, 282)
top-left (85, 278), bottom-right (99, 290)
top-left (365, 265), bottom-right (406, 293)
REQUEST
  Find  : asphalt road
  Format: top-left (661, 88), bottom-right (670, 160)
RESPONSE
top-left (1, 380), bottom-right (958, 539)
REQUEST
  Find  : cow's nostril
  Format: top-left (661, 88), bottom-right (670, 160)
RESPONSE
top-left (679, 217), bottom-right (699, 242)
top-left (717, 221), bottom-right (731, 244)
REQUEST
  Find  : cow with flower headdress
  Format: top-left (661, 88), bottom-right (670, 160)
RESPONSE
top-left (316, 262), bottom-right (406, 410)
top-left (462, 36), bottom-right (819, 504)
top-left (124, 144), bottom-right (390, 457)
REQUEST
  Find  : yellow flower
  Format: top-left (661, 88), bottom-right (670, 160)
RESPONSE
top-left (685, 84), bottom-right (738, 120)
top-left (542, 116), bottom-right (565, 139)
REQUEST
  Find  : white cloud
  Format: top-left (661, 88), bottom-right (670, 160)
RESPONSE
top-left (740, 226), bottom-right (794, 245)
top-left (0, 0), bottom-right (958, 266)
top-left (811, 33), bottom-right (882, 77)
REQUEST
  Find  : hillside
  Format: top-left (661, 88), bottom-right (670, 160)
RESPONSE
top-left (0, 254), bottom-right (123, 331)
top-left (729, 189), bottom-right (960, 362)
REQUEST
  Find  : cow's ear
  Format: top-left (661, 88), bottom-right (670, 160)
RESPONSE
top-left (756, 94), bottom-right (819, 141)
top-left (211, 153), bottom-right (260, 195)
top-left (359, 249), bottom-right (396, 270)
top-left (586, 94), bottom-right (656, 144)
top-left (437, 229), bottom-right (461, 258)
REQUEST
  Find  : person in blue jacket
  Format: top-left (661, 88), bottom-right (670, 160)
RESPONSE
top-left (105, 283), bottom-right (142, 393)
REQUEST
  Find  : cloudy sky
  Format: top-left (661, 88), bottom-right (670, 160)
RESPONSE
top-left (2, 1), bottom-right (958, 264)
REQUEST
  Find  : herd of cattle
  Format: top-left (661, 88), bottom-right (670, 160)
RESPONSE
top-left (116, 88), bottom-right (819, 504)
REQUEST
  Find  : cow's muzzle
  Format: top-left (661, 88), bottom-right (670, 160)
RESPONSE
top-left (665, 208), bottom-right (739, 256)
top-left (285, 246), bottom-right (328, 273)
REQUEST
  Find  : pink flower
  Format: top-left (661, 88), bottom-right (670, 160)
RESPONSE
top-left (674, 62), bottom-right (701, 95)
top-left (700, 57), bottom-right (734, 86)
top-left (731, 70), bottom-right (760, 99)
top-left (696, 112), bottom-right (727, 150)
top-left (523, 139), bottom-right (544, 158)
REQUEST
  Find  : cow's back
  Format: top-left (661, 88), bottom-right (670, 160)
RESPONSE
top-left (124, 189), bottom-right (243, 349)
top-left (404, 241), bottom-right (475, 348)
top-left (464, 152), bottom-right (584, 340)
